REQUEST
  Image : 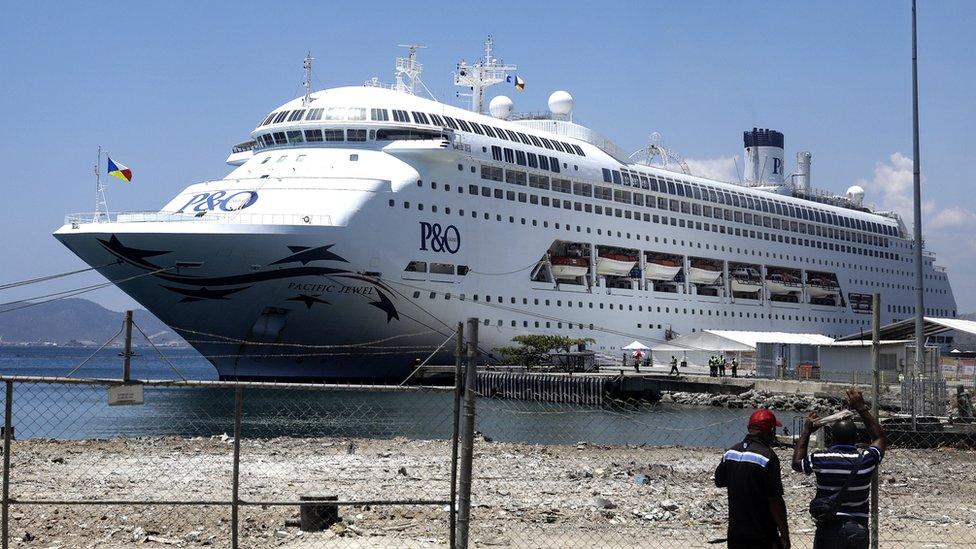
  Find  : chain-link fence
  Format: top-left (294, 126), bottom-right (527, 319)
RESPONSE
top-left (2, 363), bottom-right (976, 547)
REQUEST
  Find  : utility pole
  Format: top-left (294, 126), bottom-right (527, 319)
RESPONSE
top-left (122, 310), bottom-right (133, 383)
top-left (910, 0), bottom-right (926, 412)
top-left (871, 293), bottom-right (881, 549)
top-left (456, 318), bottom-right (478, 548)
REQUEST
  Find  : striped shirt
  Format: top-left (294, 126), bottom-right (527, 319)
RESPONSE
top-left (801, 444), bottom-right (884, 518)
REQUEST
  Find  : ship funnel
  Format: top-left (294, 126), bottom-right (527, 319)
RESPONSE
top-left (794, 151), bottom-right (812, 193)
top-left (743, 128), bottom-right (785, 185)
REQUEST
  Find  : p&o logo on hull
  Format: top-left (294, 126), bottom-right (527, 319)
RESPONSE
top-left (420, 222), bottom-right (460, 254)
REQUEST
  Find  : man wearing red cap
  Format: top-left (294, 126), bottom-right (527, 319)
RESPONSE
top-left (715, 408), bottom-right (791, 549)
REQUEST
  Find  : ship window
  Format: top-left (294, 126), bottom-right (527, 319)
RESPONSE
top-left (506, 129), bottom-right (520, 141)
top-left (493, 127), bottom-right (508, 140)
top-left (443, 116), bottom-right (459, 130)
top-left (305, 108), bottom-right (324, 121)
top-left (288, 109), bottom-right (306, 122)
top-left (325, 107), bottom-right (347, 120)
top-left (430, 262), bottom-right (454, 275)
top-left (410, 111), bottom-right (429, 124)
top-left (505, 170), bottom-right (526, 186)
top-left (481, 125), bottom-right (495, 137)
top-left (552, 179), bottom-right (572, 193)
top-left (540, 137), bottom-right (554, 149)
top-left (469, 122), bottom-right (485, 135)
top-left (429, 113), bottom-right (444, 126)
top-left (370, 108), bottom-right (389, 121)
top-left (286, 130), bottom-right (304, 143)
top-left (527, 152), bottom-right (538, 168)
top-left (405, 261), bottom-right (427, 272)
top-left (273, 111), bottom-right (289, 124)
top-left (491, 146), bottom-right (502, 161)
top-left (392, 109), bottom-right (409, 122)
top-left (621, 172), bottom-right (631, 186)
top-left (633, 193), bottom-right (644, 206)
top-left (550, 157), bottom-right (560, 173)
top-left (675, 183), bottom-right (686, 197)
top-left (517, 132), bottom-right (531, 144)
top-left (572, 144), bottom-right (585, 156)
top-left (503, 148), bottom-right (514, 163)
top-left (529, 174), bottom-right (549, 189)
top-left (347, 108), bottom-right (366, 121)
top-left (515, 150), bottom-right (526, 166)
top-left (457, 119), bottom-right (472, 132)
top-left (551, 140), bottom-right (565, 152)
top-left (538, 156), bottom-right (549, 171)
top-left (272, 132), bottom-right (287, 144)
top-left (260, 156), bottom-right (271, 164)
top-left (262, 112), bottom-right (277, 126)
top-left (529, 135), bottom-right (542, 147)
top-left (323, 129), bottom-right (344, 141)
top-left (346, 129), bottom-right (367, 142)
top-left (573, 182), bottom-right (592, 197)
top-left (602, 168), bottom-right (612, 183)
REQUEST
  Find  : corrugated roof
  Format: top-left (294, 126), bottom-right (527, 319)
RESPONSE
top-left (836, 317), bottom-right (976, 342)
top-left (705, 330), bottom-right (835, 348)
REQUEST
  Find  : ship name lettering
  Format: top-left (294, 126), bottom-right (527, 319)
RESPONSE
top-left (419, 222), bottom-right (460, 254)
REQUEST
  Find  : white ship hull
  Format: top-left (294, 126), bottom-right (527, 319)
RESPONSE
top-left (645, 262), bottom-right (681, 281)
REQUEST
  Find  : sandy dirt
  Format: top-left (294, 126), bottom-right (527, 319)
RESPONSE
top-left (4, 436), bottom-right (974, 548)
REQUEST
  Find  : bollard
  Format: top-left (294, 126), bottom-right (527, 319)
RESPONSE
top-left (299, 494), bottom-right (340, 531)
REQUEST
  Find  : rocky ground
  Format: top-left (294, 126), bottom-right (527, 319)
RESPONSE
top-left (4, 436), bottom-right (975, 548)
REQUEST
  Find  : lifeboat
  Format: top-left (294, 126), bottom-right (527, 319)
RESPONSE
top-left (806, 276), bottom-right (840, 298)
top-left (550, 256), bottom-right (589, 280)
top-left (596, 251), bottom-right (637, 277)
top-left (730, 267), bottom-right (763, 294)
top-left (688, 259), bottom-right (723, 285)
top-left (645, 257), bottom-right (682, 281)
top-left (766, 271), bottom-right (801, 295)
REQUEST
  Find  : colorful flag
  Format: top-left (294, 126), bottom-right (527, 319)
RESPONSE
top-left (107, 156), bottom-right (132, 183)
top-left (515, 75), bottom-right (525, 91)
top-left (506, 75), bottom-right (512, 83)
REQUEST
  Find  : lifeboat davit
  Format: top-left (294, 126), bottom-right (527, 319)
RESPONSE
top-left (550, 256), bottom-right (589, 280)
top-left (688, 259), bottom-right (723, 285)
top-left (597, 251), bottom-right (637, 277)
top-left (645, 257), bottom-right (682, 281)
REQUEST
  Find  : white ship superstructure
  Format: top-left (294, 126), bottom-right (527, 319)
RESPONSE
top-left (55, 41), bottom-right (957, 380)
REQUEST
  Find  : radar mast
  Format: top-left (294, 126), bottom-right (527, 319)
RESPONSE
top-left (394, 44), bottom-right (426, 95)
top-left (454, 35), bottom-right (517, 114)
top-left (302, 51), bottom-right (314, 106)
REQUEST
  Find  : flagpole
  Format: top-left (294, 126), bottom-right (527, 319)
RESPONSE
top-left (94, 146), bottom-right (108, 222)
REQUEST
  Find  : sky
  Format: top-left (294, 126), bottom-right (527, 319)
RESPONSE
top-left (1, 1), bottom-right (975, 312)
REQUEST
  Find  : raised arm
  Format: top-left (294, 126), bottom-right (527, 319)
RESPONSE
top-left (847, 389), bottom-right (887, 452)
top-left (791, 412), bottom-right (820, 472)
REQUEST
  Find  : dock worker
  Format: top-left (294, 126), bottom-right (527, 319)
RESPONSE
top-left (633, 350), bottom-right (643, 373)
top-left (680, 355), bottom-right (688, 372)
top-left (720, 356), bottom-right (728, 377)
top-left (792, 389), bottom-right (887, 549)
top-left (669, 355), bottom-right (679, 376)
top-left (732, 357), bottom-right (739, 378)
top-left (708, 355), bottom-right (717, 377)
top-left (715, 409), bottom-right (791, 549)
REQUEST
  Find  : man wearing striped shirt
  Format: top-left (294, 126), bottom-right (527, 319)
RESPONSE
top-left (792, 389), bottom-right (887, 549)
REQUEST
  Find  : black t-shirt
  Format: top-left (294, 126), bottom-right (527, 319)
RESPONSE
top-left (714, 434), bottom-right (785, 546)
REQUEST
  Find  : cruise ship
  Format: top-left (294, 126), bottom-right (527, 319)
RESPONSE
top-left (54, 40), bottom-right (957, 380)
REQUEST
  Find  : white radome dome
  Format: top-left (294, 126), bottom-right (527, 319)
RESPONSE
top-left (548, 90), bottom-right (573, 116)
top-left (846, 185), bottom-right (865, 204)
top-left (489, 95), bottom-right (513, 119)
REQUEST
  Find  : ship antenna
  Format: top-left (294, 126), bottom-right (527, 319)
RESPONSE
top-left (302, 51), bottom-right (314, 106)
top-left (394, 44), bottom-right (426, 96)
top-left (454, 35), bottom-right (517, 113)
top-left (94, 145), bottom-right (108, 223)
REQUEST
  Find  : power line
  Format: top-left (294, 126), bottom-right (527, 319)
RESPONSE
top-left (0, 261), bottom-right (119, 291)
top-left (0, 266), bottom-right (175, 315)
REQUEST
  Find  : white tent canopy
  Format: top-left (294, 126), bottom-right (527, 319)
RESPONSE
top-left (650, 330), bottom-right (834, 368)
top-left (623, 340), bottom-right (650, 351)
top-left (651, 331), bottom-right (753, 353)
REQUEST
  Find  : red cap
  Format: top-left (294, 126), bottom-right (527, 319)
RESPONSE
top-left (748, 409), bottom-right (782, 432)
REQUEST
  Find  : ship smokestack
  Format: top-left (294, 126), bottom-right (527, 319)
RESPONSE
top-left (795, 151), bottom-right (812, 193)
top-left (743, 128), bottom-right (785, 185)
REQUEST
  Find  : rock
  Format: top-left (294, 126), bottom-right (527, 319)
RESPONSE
top-left (184, 530), bottom-right (203, 542)
top-left (593, 497), bottom-right (616, 510)
top-left (633, 473), bottom-right (649, 485)
top-left (131, 526), bottom-right (146, 542)
top-left (397, 466), bottom-right (408, 476)
top-left (659, 500), bottom-right (679, 512)
top-left (274, 530), bottom-right (288, 539)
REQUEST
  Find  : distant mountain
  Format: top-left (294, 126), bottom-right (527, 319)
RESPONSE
top-left (0, 298), bottom-right (183, 346)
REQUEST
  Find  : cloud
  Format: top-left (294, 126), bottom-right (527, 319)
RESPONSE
top-left (856, 152), bottom-right (976, 311)
top-left (684, 155), bottom-right (739, 182)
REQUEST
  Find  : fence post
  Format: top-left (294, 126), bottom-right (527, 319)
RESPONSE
top-left (450, 322), bottom-right (464, 549)
top-left (122, 311), bottom-right (133, 382)
top-left (2, 381), bottom-right (11, 549)
top-left (231, 387), bottom-right (243, 549)
top-left (871, 293), bottom-right (881, 549)
top-left (456, 318), bottom-right (478, 549)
